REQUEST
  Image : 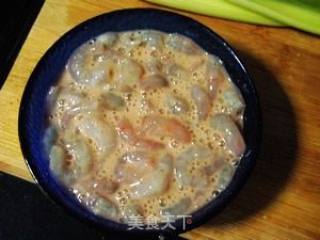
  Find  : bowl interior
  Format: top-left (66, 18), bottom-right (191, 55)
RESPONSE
top-left (19, 8), bottom-right (261, 236)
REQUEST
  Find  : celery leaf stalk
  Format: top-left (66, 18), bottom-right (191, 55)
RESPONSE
top-left (227, 0), bottom-right (320, 35)
top-left (144, 0), bottom-right (283, 26)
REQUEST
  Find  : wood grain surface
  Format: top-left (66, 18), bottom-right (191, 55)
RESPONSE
top-left (0, 0), bottom-right (319, 239)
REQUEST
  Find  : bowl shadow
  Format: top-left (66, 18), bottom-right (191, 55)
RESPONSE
top-left (0, 172), bottom-right (187, 240)
top-left (207, 48), bottom-right (299, 226)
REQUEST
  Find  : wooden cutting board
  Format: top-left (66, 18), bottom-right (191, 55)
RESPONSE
top-left (0, 0), bottom-right (319, 239)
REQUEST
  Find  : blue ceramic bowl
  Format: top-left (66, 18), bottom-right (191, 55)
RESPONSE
top-left (19, 8), bottom-right (261, 237)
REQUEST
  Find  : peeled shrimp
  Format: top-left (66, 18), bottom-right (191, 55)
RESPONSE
top-left (73, 176), bottom-right (120, 220)
top-left (166, 94), bottom-right (189, 115)
top-left (96, 32), bottom-right (118, 48)
top-left (118, 32), bottom-right (143, 48)
top-left (68, 35), bottom-right (143, 90)
top-left (93, 197), bottom-right (119, 220)
top-left (206, 56), bottom-right (226, 99)
top-left (210, 114), bottom-right (245, 157)
top-left (174, 145), bottom-right (211, 189)
top-left (206, 56), bottom-right (245, 117)
top-left (47, 86), bottom-right (60, 111)
top-left (191, 85), bottom-right (211, 120)
top-left (53, 87), bottom-right (82, 113)
top-left (63, 135), bottom-right (92, 173)
top-left (73, 176), bottom-right (119, 203)
top-left (112, 57), bottom-right (144, 92)
top-left (142, 115), bottom-right (192, 143)
top-left (77, 114), bottom-right (117, 157)
top-left (221, 86), bottom-right (245, 118)
top-left (139, 98), bottom-right (155, 116)
top-left (49, 145), bottom-right (66, 179)
top-left (128, 154), bottom-right (173, 200)
top-left (174, 145), bottom-right (231, 191)
top-left (143, 59), bottom-right (162, 76)
top-left (114, 151), bottom-right (156, 184)
top-left (99, 92), bottom-right (125, 110)
top-left (94, 178), bottom-right (119, 199)
top-left (142, 31), bottom-right (164, 49)
top-left (119, 204), bottom-right (143, 222)
top-left (163, 63), bottom-right (188, 80)
top-left (162, 198), bottom-right (191, 216)
top-left (139, 74), bottom-right (168, 90)
top-left (49, 137), bottom-right (92, 185)
top-left (60, 102), bottom-right (97, 129)
top-left (67, 40), bottom-right (112, 85)
top-left (116, 118), bottom-right (164, 150)
top-left (51, 86), bottom-right (98, 128)
top-left (165, 34), bottom-right (201, 55)
top-left (217, 164), bottom-right (235, 189)
top-left (119, 30), bottom-right (164, 51)
top-left (43, 126), bottom-right (57, 154)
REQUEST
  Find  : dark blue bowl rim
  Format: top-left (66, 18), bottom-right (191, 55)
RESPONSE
top-left (18, 8), bottom-right (261, 236)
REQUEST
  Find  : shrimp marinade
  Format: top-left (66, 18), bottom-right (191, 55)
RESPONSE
top-left (44, 30), bottom-right (246, 223)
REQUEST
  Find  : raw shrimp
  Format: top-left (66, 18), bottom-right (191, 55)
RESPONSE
top-left (139, 74), bottom-right (168, 90)
top-left (49, 145), bottom-right (66, 179)
top-left (128, 153), bottom-right (173, 200)
top-left (49, 136), bottom-right (92, 185)
top-left (72, 175), bottom-right (119, 201)
top-left (142, 31), bottom-right (164, 50)
top-left (99, 92), bottom-right (125, 110)
top-left (112, 57), bottom-right (144, 92)
top-left (191, 85), bottom-right (211, 120)
top-left (119, 204), bottom-right (143, 222)
top-left (142, 115), bottom-right (192, 143)
top-left (49, 85), bottom-right (98, 128)
top-left (96, 32), bottom-right (118, 47)
top-left (210, 114), bottom-right (245, 157)
top-left (116, 118), bottom-right (164, 150)
top-left (166, 94), bottom-right (189, 115)
top-left (165, 33), bottom-right (201, 55)
top-left (94, 178), bottom-right (119, 199)
top-left (63, 133), bottom-right (92, 172)
top-left (93, 197), bottom-right (119, 220)
top-left (174, 145), bottom-right (231, 191)
top-left (72, 175), bottom-right (120, 220)
top-left (217, 164), bottom-right (235, 189)
top-left (77, 114), bottom-right (117, 157)
top-left (206, 56), bottom-right (226, 99)
top-left (67, 39), bottom-right (114, 85)
top-left (162, 198), bottom-right (191, 216)
top-left (143, 59), bottom-right (162, 75)
top-left (76, 186), bottom-right (119, 221)
top-left (221, 86), bottom-right (245, 118)
top-left (206, 56), bottom-right (245, 117)
top-left (139, 98), bottom-right (155, 116)
top-left (163, 63), bottom-right (188, 80)
top-left (68, 34), bottom-right (143, 90)
top-left (118, 30), bottom-right (164, 51)
top-left (60, 100), bottom-right (97, 129)
top-left (174, 145), bottom-right (212, 189)
top-left (52, 87), bottom-right (82, 114)
top-left (114, 151), bottom-right (156, 184)
top-left (47, 86), bottom-right (60, 111)
top-left (43, 126), bottom-right (58, 154)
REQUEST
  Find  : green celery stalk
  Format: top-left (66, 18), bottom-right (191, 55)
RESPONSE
top-left (227, 0), bottom-right (320, 35)
top-left (144, 0), bottom-right (283, 26)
